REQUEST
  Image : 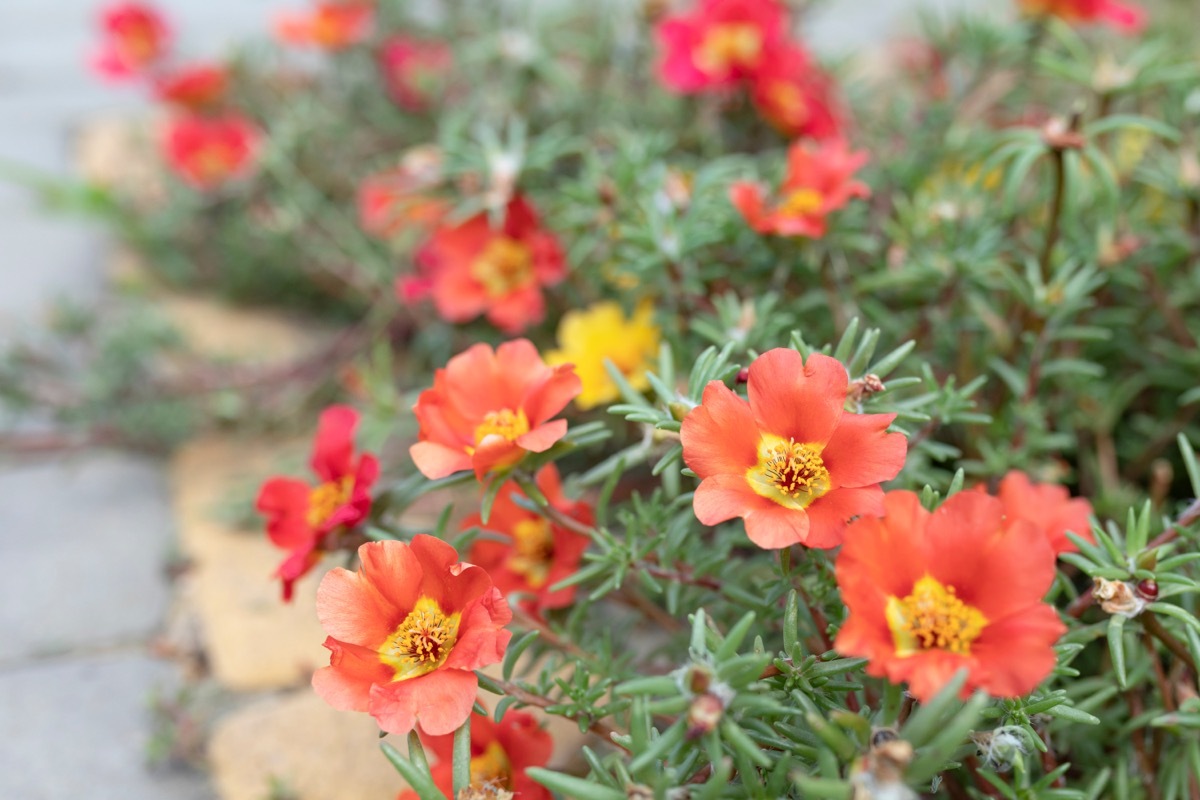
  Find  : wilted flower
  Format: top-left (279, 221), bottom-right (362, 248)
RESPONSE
top-left (730, 138), bottom-right (870, 238)
top-left (410, 339), bottom-right (582, 480)
top-left (275, 1), bottom-right (374, 50)
top-left (834, 491), bottom-right (1066, 702)
top-left (153, 63), bottom-right (229, 111)
top-left (379, 37), bottom-right (453, 111)
top-left (92, 2), bottom-right (171, 80)
top-left (312, 536), bottom-right (512, 736)
top-left (681, 349), bottom-right (906, 549)
top-left (255, 406), bottom-right (379, 601)
top-left (655, 0), bottom-right (786, 93)
top-left (463, 465), bottom-right (592, 615)
top-left (402, 196), bottom-right (568, 334)
top-left (1017, 0), bottom-right (1146, 33)
top-left (546, 301), bottom-right (661, 410)
top-left (160, 112), bottom-right (262, 190)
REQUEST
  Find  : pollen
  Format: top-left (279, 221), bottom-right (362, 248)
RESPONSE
top-left (471, 237), bottom-right (534, 299)
top-left (471, 408), bottom-right (531, 450)
top-left (746, 434), bottom-right (831, 510)
top-left (379, 596), bottom-right (461, 681)
top-left (780, 188), bottom-right (824, 216)
top-left (695, 23), bottom-right (763, 74)
top-left (886, 575), bottom-right (988, 656)
top-left (307, 475), bottom-right (355, 528)
top-left (508, 518), bottom-right (555, 588)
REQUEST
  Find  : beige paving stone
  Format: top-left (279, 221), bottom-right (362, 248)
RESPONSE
top-left (208, 689), bottom-right (405, 800)
top-left (171, 435), bottom-right (330, 692)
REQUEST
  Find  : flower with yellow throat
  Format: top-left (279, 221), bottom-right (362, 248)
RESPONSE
top-left (547, 301), bottom-right (660, 410)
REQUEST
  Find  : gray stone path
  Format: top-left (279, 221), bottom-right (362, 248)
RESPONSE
top-left (0, 3), bottom-right (287, 799)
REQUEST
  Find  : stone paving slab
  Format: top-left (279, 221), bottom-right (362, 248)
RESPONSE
top-left (0, 451), bottom-right (175, 663)
top-left (0, 651), bottom-right (214, 800)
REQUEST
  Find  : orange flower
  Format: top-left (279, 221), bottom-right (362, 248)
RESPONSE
top-left (276, 1), bottom-right (373, 50)
top-left (403, 195), bottom-right (567, 334)
top-left (153, 63), bottom-right (229, 112)
top-left (312, 536), bottom-right (512, 736)
top-left (989, 470), bottom-right (1095, 555)
top-left (379, 36), bottom-right (453, 111)
top-left (410, 340), bottom-right (581, 481)
top-left (255, 405), bottom-right (379, 601)
top-left (749, 43), bottom-right (843, 140)
top-left (91, 2), bottom-right (171, 80)
top-left (681, 349), bottom-right (906, 549)
top-left (161, 112), bottom-right (262, 190)
top-left (1017, 0), bottom-right (1145, 32)
top-left (358, 146), bottom-right (447, 238)
top-left (397, 710), bottom-right (553, 800)
top-left (730, 138), bottom-right (869, 238)
top-left (655, 0), bottom-right (786, 93)
top-left (463, 465), bottom-right (592, 615)
top-left (834, 491), bottom-right (1066, 702)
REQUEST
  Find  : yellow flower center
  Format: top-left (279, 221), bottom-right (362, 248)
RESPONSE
top-left (780, 188), bottom-right (824, 216)
top-left (694, 23), bottom-right (763, 74)
top-left (508, 518), bottom-right (555, 588)
top-left (191, 143), bottom-right (238, 182)
top-left (122, 24), bottom-right (159, 61)
top-left (885, 575), bottom-right (988, 656)
top-left (469, 741), bottom-right (513, 790)
top-left (378, 596), bottom-right (461, 681)
top-left (470, 408), bottom-right (530, 453)
top-left (307, 475), bottom-right (355, 528)
top-left (471, 237), bottom-right (534, 299)
top-left (746, 434), bottom-right (831, 510)
top-left (765, 81), bottom-right (810, 123)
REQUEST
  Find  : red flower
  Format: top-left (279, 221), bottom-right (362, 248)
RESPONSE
top-left (463, 465), bottom-right (592, 615)
top-left (358, 146), bottom-right (448, 238)
top-left (276, 1), bottom-right (374, 50)
top-left (153, 63), bottom-right (229, 112)
top-left (91, 2), bottom-right (171, 81)
top-left (379, 37), bottom-right (453, 111)
top-left (655, 0), bottom-right (786, 93)
top-left (312, 536), bottom-right (512, 736)
top-left (834, 491), bottom-right (1066, 702)
top-left (410, 340), bottom-right (581, 481)
top-left (1017, 0), bottom-right (1146, 32)
top-left (161, 112), bottom-right (263, 191)
top-left (402, 195), bottom-right (568, 334)
top-left (256, 406), bottom-right (379, 601)
top-left (989, 470), bottom-right (1095, 555)
top-left (681, 349), bottom-right (906, 549)
top-left (730, 138), bottom-right (870, 238)
top-left (749, 43), bottom-right (843, 140)
top-left (397, 711), bottom-right (553, 800)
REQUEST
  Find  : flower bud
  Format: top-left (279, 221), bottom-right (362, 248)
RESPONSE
top-left (686, 692), bottom-right (725, 738)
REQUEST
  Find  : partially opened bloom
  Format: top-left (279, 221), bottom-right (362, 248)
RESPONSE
top-left (153, 63), bottom-right (229, 111)
top-left (988, 470), bottom-right (1095, 555)
top-left (358, 145), bottom-right (448, 238)
top-left (379, 37), bottom-right (453, 111)
top-left (92, 2), bottom-right (171, 81)
top-left (403, 195), bottom-right (567, 334)
top-left (312, 536), bottom-right (512, 736)
top-left (655, 0), bottom-right (786, 93)
top-left (410, 339), bottom-right (581, 480)
top-left (546, 300), bottom-right (661, 410)
top-left (161, 113), bottom-right (263, 191)
top-left (255, 405), bottom-right (379, 601)
top-left (749, 44), bottom-right (843, 140)
top-left (1017, 0), bottom-right (1146, 33)
top-left (681, 350), bottom-right (906, 549)
top-left (276, 1), bottom-right (374, 50)
top-left (464, 465), bottom-right (592, 615)
top-left (834, 491), bottom-right (1066, 702)
top-left (397, 711), bottom-right (552, 800)
top-left (730, 138), bottom-right (870, 238)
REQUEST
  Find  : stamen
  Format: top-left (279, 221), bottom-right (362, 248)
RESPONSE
top-left (746, 434), bottom-right (831, 510)
top-left (886, 575), bottom-right (988, 656)
top-left (471, 408), bottom-right (530, 450)
top-left (470, 237), bottom-right (534, 298)
top-left (508, 518), bottom-right (555, 588)
top-left (695, 24), bottom-right (764, 74)
top-left (307, 475), bottom-right (355, 528)
top-left (379, 596), bottom-right (461, 681)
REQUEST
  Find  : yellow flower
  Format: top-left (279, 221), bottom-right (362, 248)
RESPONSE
top-left (547, 301), bottom-right (660, 410)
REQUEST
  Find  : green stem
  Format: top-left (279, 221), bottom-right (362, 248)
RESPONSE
top-left (452, 715), bottom-right (472, 797)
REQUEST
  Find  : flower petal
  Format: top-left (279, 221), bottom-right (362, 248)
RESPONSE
top-left (370, 669), bottom-right (479, 736)
top-left (681, 381), bottom-right (759, 478)
top-left (747, 350), bottom-right (846, 444)
top-left (820, 411), bottom-right (906, 488)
